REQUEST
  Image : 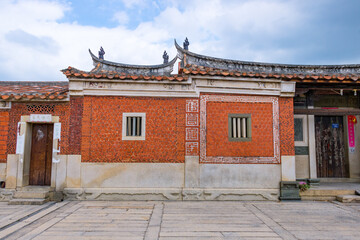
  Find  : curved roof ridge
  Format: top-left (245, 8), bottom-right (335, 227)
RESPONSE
top-left (89, 49), bottom-right (177, 76)
top-left (174, 39), bottom-right (360, 75)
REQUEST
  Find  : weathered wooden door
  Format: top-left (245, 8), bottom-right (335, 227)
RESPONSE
top-left (29, 124), bottom-right (53, 185)
top-left (315, 116), bottom-right (348, 178)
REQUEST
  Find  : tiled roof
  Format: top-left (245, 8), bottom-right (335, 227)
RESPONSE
top-left (62, 66), bottom-right (187, 82)
top-left (89, 49), bottom-right (177, 76)
top-left (175, 40), bottom-right (360, 83)
top-left (0, 82), bottom-right (69, 101)
top-left (180, 64), bottom-right (360, 83)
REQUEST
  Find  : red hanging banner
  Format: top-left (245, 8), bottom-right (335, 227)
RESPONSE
top-left (347, 115), bottom-right (356, 153)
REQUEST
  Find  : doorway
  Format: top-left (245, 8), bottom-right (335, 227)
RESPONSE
top-left (29, 124), bottom-right (53, 185)
top-left (315, 116), bottom-right (349, 178)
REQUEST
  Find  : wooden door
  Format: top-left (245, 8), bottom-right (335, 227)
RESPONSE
top-left (315, 116), bottom-right (348, 178)
top-left (29, 124), bottom-right (53, 185)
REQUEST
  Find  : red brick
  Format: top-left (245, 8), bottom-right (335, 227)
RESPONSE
top-left (206, 101), bottom-right (274, 157)
top-left (81, 96), bottom-right (186, 163)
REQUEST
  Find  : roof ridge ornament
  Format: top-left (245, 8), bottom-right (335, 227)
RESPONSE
top-left (98, 46), bottom-right (105, 60)
top-left (88, 48), bottom-right (177, 76)
top-left (163, 51), bottom-right (169, 64)
top-left (183, 37), bottom-right (189, 50)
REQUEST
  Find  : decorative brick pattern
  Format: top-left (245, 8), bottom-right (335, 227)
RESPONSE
top-left (185, 142), bottom-right (199, 155)
top-left (81, 96), bottom-right (186, 163)
top-left (27, 104), bottom-right (55, 113)
top-left (280, 97), bottom-right (295, 156)
top-left (200, 95), bottom-right (280, 164)
top-left (186, 113), bottom-right (198, 126)
top-left (7, 102), bottom-right (71, 155)
top-left (69, 97), bottom-right (83, 155)
top-left (185, 99), bottom-right (199, 156)
top-left (186, 100), bottom-right (199, 112)
top-left (186, 128), bottom-right (198, 141)
top-left (0, 111), bottom-right (9, 163)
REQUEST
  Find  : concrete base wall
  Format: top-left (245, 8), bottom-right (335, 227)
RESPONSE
top-left (199, 164), bottom-right (281, 188)
top-left (2, 154), bottom-right (282, 201)
top-left (0, 163), bottom-right (6, 182)
top-left (295, 155), bottom-right (310, 179)
top-left (61, 162), bottom-right (280, 201)
top-left (81, 163), bottom-right (185, 188)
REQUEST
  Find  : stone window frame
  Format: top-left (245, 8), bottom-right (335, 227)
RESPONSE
top-left (228, 114), bottom-right (252, 142)
top-left (200, 95), bottom-right (280, 164)
top-left (0, 101), bottom-right (11, 109)
top-left (294, 114), bottom-right (308, 147)
top-left (122, 113), bottom-right (146, 141)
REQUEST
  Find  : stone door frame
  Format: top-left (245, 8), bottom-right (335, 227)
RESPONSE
top-left (12, 115), bottom-right (60, 189)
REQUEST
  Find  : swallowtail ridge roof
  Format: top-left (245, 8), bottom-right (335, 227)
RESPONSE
top-left (88, 49), bottom-right (177, 76)
top-left (62, 49), bottom-right (185, 81)
top-left (175, 40), bottom-right (360, 83)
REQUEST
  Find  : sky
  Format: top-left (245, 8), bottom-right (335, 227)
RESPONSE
top-left (1, 0), bottom-right (360, 81)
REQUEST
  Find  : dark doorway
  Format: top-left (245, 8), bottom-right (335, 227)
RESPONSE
top-left (29, 124), bottom-right (53, 185)
top-left (315, 116), bottom-right (348, 178)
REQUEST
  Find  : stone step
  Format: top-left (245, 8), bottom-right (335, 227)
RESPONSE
top-left (8, 198), bottom-right (49, 205)
top-left (14, 191), bottom-right (49, 199)
top-left (300, 189), bottom-right (355, 201)
top-left (336, 195), bottom-right (360, 203)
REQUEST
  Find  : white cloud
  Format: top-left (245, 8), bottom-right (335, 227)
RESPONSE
top-left (120, 0), bottom-right (146, 9)
top-left (0, 0), bottom-right (357, 81)
top-left (112, 11), bottom-right (129, 25)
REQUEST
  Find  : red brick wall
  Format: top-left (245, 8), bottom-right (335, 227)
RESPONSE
top-left (69, 97), bottom-right (83, 155)
top-left (0, 111), bottom-right (9, 163)
top-left (7, 102), bottom-right (72, 154)
top-left (206, 101), bottom-right (274, 157)
top-left (81, 96), bottom-right (185, 163)
top-left (279, 97), bottom-right (295, 155)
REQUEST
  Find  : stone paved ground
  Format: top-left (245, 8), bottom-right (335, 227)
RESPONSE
top-left (0, 200), bottom-right (359, 240)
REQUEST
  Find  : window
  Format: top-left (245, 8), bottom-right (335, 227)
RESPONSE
top-left (228, 114), bottom-right (251, 141)
top-left (122, 113), bottom-right (146, 140)
top-left (294, 115), bottom-right (308, 146)
top-left (294, 118), bottom-right (303, 141)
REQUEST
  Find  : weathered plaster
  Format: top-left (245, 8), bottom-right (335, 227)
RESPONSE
top-left (81, 163), bottom-right (184, 188)
top-left (308, 115), bottom-right (317, 179)
top-left (0, 163), bottom-right (6, 182)
top-left (295, 155), bottom-right (310, 179)
top-left (184, 156), bottom-right (200, 188)
top-left (66, 155), bottom-right (81, 188)
top-left (5, 155), bottom-right (18, 189)
top-left (281, 156), bottom-right (296, 181)
top-left (55, 155), bottom-right (67, 191)
top-left (199, 164), bottom-right (281, 188)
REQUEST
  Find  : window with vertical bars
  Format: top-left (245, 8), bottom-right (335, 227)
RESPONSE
top-left (126, 116), bottom-right (142, 136)
top-left (228, 114), bottom-right (251, 141)
top-left (122, 113), bottom-right (146, 140)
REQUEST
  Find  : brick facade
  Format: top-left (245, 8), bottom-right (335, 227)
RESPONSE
top-left (81, 96), bottom-right (186, 163)
top-left (279, 97), bottom-right (295, 156)
top-left (199, 94), bottom-right (280, 164)
top-left (0, 111), bottom-right (9, 163)
top-left (1, 95), bottom-right (295, 164)
top-left (206, 101), bottom-right (274, 158)
top-left (6, 102), bottom-right (72, 155)
top-left (69, 97), bottom-right (83, 155)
